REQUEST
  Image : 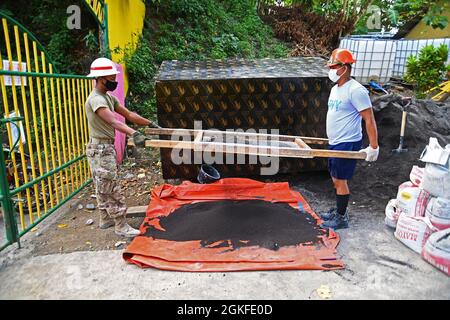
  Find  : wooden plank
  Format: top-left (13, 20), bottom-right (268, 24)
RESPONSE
top-left (294, 138), bottom-right (313, 158)
top-left (126, 205), bottom-right (148, 218)
top-left (144, 139), bottom-right (366, 160)
top-left (144, 127), bottom-right (329, 145)
top-left (294, 138), bottom-right (311, 149)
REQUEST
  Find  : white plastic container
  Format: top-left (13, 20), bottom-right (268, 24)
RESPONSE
top-left (339, 36), bottom-right (450, 81)
top-left (393, 38), bottom-right (450, 78)
top-left (339, 38), bottom-right (397, 84)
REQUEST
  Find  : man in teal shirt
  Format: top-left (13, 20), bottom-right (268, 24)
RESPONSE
top-left (320, 48), bottom-right (380, 230)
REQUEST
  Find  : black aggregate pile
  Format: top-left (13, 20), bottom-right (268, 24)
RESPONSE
top-left (144, 200), bottom-right (327, 251)
top-left (351, 95), bottom-right (450, 204)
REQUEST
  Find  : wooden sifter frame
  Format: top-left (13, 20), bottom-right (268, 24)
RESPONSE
top-left (129, 128), bottom-right (367, 160)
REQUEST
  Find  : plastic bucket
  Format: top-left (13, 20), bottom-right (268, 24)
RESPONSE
top-left (197, 164), bottom-right (220, 184)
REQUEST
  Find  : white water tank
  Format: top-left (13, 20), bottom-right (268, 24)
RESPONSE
top-left (339, 37), bottom-right (397, 84)
top-left (393, 38), bottom-right (450, 78)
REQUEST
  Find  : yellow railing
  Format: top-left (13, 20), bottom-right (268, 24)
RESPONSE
top-left (84, 0), bottom-right (105, 25)
top-left (425, 80), bottom-right (450, 102)
top-left (0, 13), bottom-right (93, 248)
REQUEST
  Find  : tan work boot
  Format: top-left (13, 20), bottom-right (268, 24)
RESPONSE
top-left (99, 211), bottom-right (115, 229)
top-left (114, 216), bottom-right (141, 238)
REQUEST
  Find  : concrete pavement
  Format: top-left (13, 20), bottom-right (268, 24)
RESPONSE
top-left (1, 209), bottom-right (448, 299)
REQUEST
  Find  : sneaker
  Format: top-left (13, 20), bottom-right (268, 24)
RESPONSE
top-left (115, 223), bottom-right (141, 238)
top-left (320, 211), bottom-right (349, 230)
top-left (318, 207), bottom-right (337, 221)
top-left (114, 216), bottom-right (141, 237)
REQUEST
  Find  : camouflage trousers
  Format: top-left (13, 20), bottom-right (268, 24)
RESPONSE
top-left (86, 143), bottom-right (126, 219)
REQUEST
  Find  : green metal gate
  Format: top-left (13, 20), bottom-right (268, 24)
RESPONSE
top-left (0, 12), bottom-right (94, 250)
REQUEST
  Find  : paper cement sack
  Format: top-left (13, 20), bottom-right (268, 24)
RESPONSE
top-left (420, 138), bottom-right (450, 198)
top-left (422, 228), bottom-right (450, 276)
top-left (385, 199), bottom-right (399, 228)
top-left (423, 164), bottom-right (450, 198)
top-left (395, 213), bottom-right (437, 254)
top-left (409, 166), bottom-right (424, 187)
top-left (425, 197), bottom-right (450, 230)
top-left (396, 182), bottom-right (431, 217)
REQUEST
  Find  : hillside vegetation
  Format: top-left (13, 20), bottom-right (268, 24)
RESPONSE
top-left (122, 0), bottom-right (289, 120)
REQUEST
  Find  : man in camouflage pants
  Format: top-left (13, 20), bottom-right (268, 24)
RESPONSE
top-left (85, 57), bottom-right (156, 237)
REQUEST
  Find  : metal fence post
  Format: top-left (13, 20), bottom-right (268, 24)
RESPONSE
top-left (0, 121), bottom-right (19, 246)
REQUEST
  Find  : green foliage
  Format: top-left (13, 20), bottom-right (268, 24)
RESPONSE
top-left (1, 0), bottom-right (100, 74)
top-left (393, 0), bottom-right (448, 29)
top-left (122, 36), bottom-right (157, 120)
top-left (46, 28), bottom-right (76, 73)
top-left (83, 30), bottom-right (100, 53)
top-left (122, 0), bottom-right (289, 120)
top-left (423, 5), bottom-right (449, 29)
top-left (404, 44), bottom-right (449, 98)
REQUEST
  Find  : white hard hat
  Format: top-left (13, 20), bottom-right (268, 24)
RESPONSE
top-left (87, 57), bottom-right (120, 78)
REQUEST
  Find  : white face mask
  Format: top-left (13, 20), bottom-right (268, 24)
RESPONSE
top-left (328, 66), bottom-right (345, 83)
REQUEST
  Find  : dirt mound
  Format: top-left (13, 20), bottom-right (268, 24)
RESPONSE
top-left (351, 95), bottom-right (450, 204)
top-left (261, 5), bottom-right (355, 57)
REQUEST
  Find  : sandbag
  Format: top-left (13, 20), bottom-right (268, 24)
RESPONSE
top-left (422, 228), bottom-right (450, 276)
top-left (409, 166), bottom-right (424, 187)
top-left (395, 213), bottom-right (437, 254)
top-left (425, 197), bottom-right (450, 230)
top-left (398, 181), bottom-right (414, 190)
top-left (422, 164), bottom-right (450, 198)
top-left (396, 182), bottom-right (431, 217)
top-left (420, 137), bottom-right (450, 198)
top-left (385, 199), bottom-right (399, 228)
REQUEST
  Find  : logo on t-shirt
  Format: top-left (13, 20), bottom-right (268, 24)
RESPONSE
top-left (328, 99), bottom-right (341, 112)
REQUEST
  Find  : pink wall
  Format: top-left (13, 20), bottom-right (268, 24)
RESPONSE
top-left (109, 63), bottom-right (127, 164)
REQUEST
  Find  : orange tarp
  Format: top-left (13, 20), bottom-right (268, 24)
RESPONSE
top-left (123, 178), bottom-right (344, 271)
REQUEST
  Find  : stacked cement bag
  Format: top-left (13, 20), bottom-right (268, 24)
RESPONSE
top-left (384, 167), bottom-right (431, 230)
top-left (419, 138), bottom-right (450, 275)
top-left (425, 197), bottom-right (450, 231)
top-left (422, 229), bottom-right (450, 276)
top-left (421, 138), bottom-right (450, 199)
top-left (420, 137), bottom-right (450, 232)
top-left (385, 137), bottom-right (450, 276)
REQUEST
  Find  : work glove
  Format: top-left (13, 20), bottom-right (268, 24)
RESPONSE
top-left (360, 145), bottom-right (379, 162)
top-left (132, 131), bottom-right (147, 148)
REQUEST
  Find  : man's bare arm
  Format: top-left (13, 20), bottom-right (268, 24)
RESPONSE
top-left (96, 107), bottom-right (136, 136)
top-left (359, 108), bottom-right (378, 149)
